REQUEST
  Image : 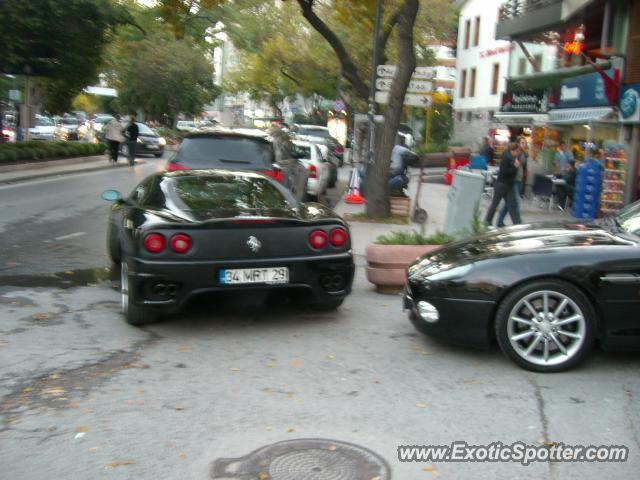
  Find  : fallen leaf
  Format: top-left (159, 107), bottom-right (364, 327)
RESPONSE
top-left (178, 345), bottom-right (190, 353)
top-left (286, 392), bottom-right (295, 399)
top-left (291, 359), bottom-right (301, 369)
top-left (105, 460), bottom-right (135, 469)
top-left (174, 406), bottom-right (185, 411)
top-left (22, 387), bottom-right (33, 393)
top-left (258, 472), bottom-right (269, 480)
top-left (42, 387), bottom-right (65, 397)
top-left (415, 403), bottom-right (428, 408)
top-left (327, 355), bottom-right (336, 360)
top-left (49, 373), bottom-right (60, 380)
top-left (179, 453), bottom-right (188, 459)
top-left (88, 447), bottom-right (99, 453)
top-left (463, 379), bottom-right (482, 385)
top-left (75, 426), bottom-right (89, 433)
top-left (373, 379), bottom-right (381, 384)
top-left (266, 363), bottom-right (275, 368)
top-left (265, 426), bottom-right (273, 431)
top-left (83, 409), bottom-right (95, 414)
top-left (328, 445), bottom-right (337, 451)
top-left (229, 367), bottom-right (241, 372)
top-left (286, 427), bottom-right (295, 433)
top-left (423, 465), bottom-right (436, 472)
top-left (32, 313), bottom-right (54, 321)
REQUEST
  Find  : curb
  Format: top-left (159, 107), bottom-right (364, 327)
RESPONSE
top-left (0, 159), bottom-right (148, 185)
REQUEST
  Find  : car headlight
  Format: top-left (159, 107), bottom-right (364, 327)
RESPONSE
top-left (137, 138), bottom-right (143, 144)
top-left (424, 264), bottom-right (473, 282)
top-left (158, 137), bottom-right (166, 146)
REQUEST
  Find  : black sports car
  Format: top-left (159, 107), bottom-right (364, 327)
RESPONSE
top-left (102, 170), bottom-right (354, 325)
top-left (119, 122), bottom-right (166, 158)
top-left (404, 200), bottom-right (640, 372)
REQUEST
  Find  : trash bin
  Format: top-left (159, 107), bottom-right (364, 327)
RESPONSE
top-left (444, 169), bottom-right (485, 236)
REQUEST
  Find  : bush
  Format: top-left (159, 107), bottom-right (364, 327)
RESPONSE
top-left (375, 230), bottom-right (455, 245)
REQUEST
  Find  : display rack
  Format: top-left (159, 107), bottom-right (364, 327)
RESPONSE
top-left (600, 145), bottom-right (627, 216)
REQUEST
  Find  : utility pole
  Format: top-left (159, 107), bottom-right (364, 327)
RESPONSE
top-left (367, 0), bottom-right (383, 164)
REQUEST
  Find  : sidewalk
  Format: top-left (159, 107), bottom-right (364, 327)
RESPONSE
top-left (335, 166), bottom-right (575, 257)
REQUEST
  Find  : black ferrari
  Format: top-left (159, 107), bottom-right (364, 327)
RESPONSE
top-left (404, 200), bottom-right (640, 372)
top-left (102, 170), bottom-right (354, 325)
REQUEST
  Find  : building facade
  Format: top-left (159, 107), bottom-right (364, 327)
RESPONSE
top-left (452, 0), bottom-right (512, 147)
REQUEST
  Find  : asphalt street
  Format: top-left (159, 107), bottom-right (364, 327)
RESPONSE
top-left (0, 157), bottom-right (638, 479)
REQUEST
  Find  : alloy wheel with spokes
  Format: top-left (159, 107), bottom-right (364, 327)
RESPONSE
top-left (496, 280), bottom-right (595, 372)
top-left (120, 260), bottom-right (129, 315)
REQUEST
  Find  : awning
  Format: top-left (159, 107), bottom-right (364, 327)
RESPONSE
top-left (547, 107), bottom-right (615, 124)
top-left (507, 61), bottom-right (612, 91)
top-left (493, 112), bottom-right (549, 126)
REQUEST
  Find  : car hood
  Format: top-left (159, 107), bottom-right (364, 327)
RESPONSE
top-left (414, 222), bottom-right (635, 268)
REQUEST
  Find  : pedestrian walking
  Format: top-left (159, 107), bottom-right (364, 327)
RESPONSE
top-left (104, 115), bottom-right (125, 164)
top-left (485, 143), bottom-right (522, 226)
top-left (124, 115), bottom-right (139, 166)
top-left (497, 136), bottom-right (528, 227)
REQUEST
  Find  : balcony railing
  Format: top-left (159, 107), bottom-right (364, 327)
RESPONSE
top-left (499, 0), bottom-right (562, 22)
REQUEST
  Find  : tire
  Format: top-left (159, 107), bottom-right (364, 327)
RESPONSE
top-left (310, 298), bottom-right (344, 311)
top-left (106, 223), bottom-right (121, 264)
top-left (121, 260), bottom-right (158, 326)
top-left (495, 279), bottom-right (595, 372)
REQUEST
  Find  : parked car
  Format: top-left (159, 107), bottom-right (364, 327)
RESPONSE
top-left (166, 130), bottom-right (309, 203)
top-left (293, 124), bottom-right (345, 166)
top-left (176, 120), bottom-right (198, 132)
top-left (92, 115), bottom-right (114, 136)
top-left (291, 140), bottom-right (330, 201)
top-left (54, 116), bottom-right (81, 141)
top-left (314, 142), bottom-right (338, 188)
top-left (404, 201), bottom-right (640, 372)
top-left (102, 170), bottom-right (354, 324)
top-left (119, 122), bottom-right (166, 158)
top-left (27, 115), bottom-right (56, 141)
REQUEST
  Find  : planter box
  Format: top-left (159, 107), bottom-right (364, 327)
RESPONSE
top-left (365, 243), bottom-right (441, 292)
top-left (421, 152), bottom-right (448, 168)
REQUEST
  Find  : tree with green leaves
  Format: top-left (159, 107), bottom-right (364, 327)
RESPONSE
top-left (107, 34), bottom-right (219, 126)
top-left (0, 0), bottom-right (140, 113)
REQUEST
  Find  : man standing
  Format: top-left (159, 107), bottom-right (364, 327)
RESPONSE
top-left (556, 160), bottom-right (577, 210)
top-left (479, 136), bottom-right (494, 163)
top-left (497, 136), bottom-right (528, 227)
top-left (555, 141), bottom-right (573, 174)
top-left (485, 143), bottom-right (522, 226)
top-left (104, 115), bottom-right (124, 164)
top-left (124, 115), bottom-right (139, 167)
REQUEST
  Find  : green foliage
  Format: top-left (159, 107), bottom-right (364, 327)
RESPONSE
top-left (0, 0), bottom-right (136, 113)
top-left (375, 230), bottom-right (455, 245)
top-left (415, 144), bottom-right (449, 155)
top-left (430, 102), bottom-right (453, 145)
top-left (0, 141), bottom-right (105, 162)
top-left (108, 34), bottom-right (218, 123)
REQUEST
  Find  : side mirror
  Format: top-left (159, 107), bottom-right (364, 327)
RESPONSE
top-left (101, 189), bottom-right (122, 202)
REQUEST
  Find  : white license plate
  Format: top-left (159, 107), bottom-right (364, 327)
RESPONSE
top-left (146, 144), bottom-right (158, 149)
top-left (219, 267), bottom-right (289, 285)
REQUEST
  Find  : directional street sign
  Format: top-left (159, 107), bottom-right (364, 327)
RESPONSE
top-left (375, 78), bottom-right (433, 93)
top-left (374, 91), bottom-right (432, 107)
top-left (376, 65), bottom-right (436, 79)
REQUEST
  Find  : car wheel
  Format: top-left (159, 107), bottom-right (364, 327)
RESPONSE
top-left (106, 224), bottom-right (121, 264)
top-left (310, 298), bottom-right (344, 311)
top-left (120, 260), bottom-right (157, 326)
top-left (495, 279), bottom-right (595, 372)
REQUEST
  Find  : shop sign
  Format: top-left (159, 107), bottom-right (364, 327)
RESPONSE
top-left (619, 84), bottom-right (640, 124)
top-left (557, 69), bottom-right (614, 108)
top-left (500, 90), bottom-right (548, 113)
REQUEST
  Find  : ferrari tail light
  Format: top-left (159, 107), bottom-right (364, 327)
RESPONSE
top-left (167, 162), bottom-right (190, 172)
top-left (308, 164), bottom-right (317, 179)
top-left (329, 227), bottom-right (348, 247)
top-left (309, 229), bottom-right (328, 249)
top-left (169, 233), bottom-right (192, 253)
top-left (143, 233), bottom-right (165, 253)
top-left (261, 168), bottom-right (284, 183)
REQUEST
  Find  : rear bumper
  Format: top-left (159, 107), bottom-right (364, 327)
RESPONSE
top-left (127, 252), bottom-right (355, 312)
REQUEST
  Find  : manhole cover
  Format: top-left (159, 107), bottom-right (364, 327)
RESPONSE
top-left (211, 438), bottom-right (390, 480)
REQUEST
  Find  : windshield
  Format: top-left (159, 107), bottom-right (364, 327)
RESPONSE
top-left (94, 116), bottom-right (113, 124)
top-left (62, 118), bottom-right (78, 126)
top-left (297, 127), bottom-right (330, 138)
top-left (167, 175), bottom-right (292, 211)
top-left (136, 123), bottom-right (155, 135)
top-left (173, 136), bottom-right (274, 169)
top-left (615, 199), bottom-right (640, 236)
top-left (35, 117), bottom-right (54, 127)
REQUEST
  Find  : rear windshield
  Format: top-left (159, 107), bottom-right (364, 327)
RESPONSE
top-left (173, 136), bottom-right (274, 169)
top-left (167, 175), bottom-right (292, 211)
top-left (291, 144), bottom-right (311, 159)
top-left (297, 127), bottom-right (330, 138)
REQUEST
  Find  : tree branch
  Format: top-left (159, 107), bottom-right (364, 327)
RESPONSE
top-left (280, 67), bottom-right (301, 85)
top-left (295, 0), bottom-right (369, 101)
top-left (379, 8), bottom-right (401, 65)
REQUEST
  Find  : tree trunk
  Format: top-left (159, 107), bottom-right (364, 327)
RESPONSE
top-left (366, 0), bottom-right (418, 219)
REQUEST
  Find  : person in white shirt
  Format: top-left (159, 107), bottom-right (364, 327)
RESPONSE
top-left (104, 115), bottom-right (125, 164)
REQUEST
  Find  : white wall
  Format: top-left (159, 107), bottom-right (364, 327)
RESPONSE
top-left (454, 0), bottom-right (512, 112)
